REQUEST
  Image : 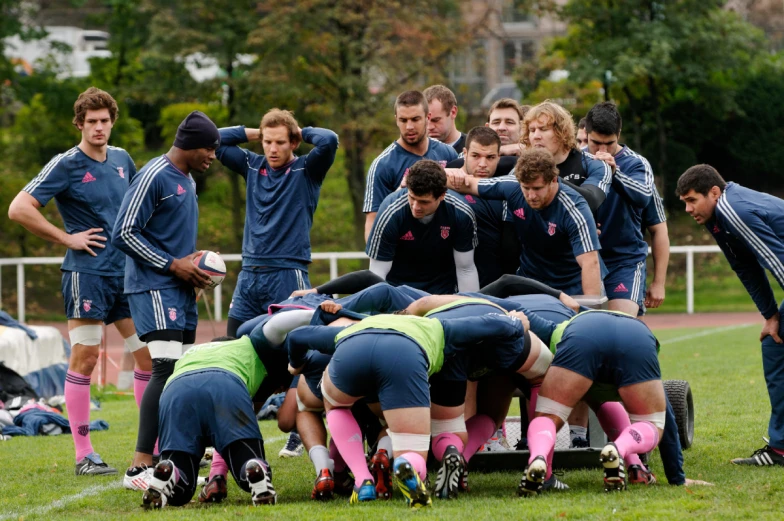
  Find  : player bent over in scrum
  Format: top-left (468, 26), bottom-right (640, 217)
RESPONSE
top-left (288, 313), bottom-right (530, 508)
top-left (142, 337), bottom-right (276, 509)
top-left (519, 310), bottom-right (666, 495)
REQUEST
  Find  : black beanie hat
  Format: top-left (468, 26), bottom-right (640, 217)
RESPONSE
top-left (173, 111), bottom-right (220, 150)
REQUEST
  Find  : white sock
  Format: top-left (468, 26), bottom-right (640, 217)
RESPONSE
top-left (308, 445), bottom-right (333, 476)
top-left (570, 425), bottom-right (587, 440)
top-left (262, 310), bottom-right (315, 346)
top-left (377, 435), bottom-right (393, 455)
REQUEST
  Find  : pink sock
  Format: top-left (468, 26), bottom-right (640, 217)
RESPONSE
top-left (133, 370), bottom-right (151, 409)
top-left (326, 409), bottom-right (373, 487)
top-left (596, 402), bottom-right (644, 467)
top-left (397, 452), bottom-right (427, 481)
top-left (527, 417), bottom-right (556, 478)
top-left (154, 440), bottom-right (159, 455)
top-left (431, 433), bottom-right (465, 461)
top-left (328, 438), bottom-right (346, 472)
top-left (65, 370), bottom-right (94, 461)
top-left (773, 447), bottom-right (784, 456)
top-left (614, 422), bottom-right (659, 461)
top-left (209, 451), bottom-right (228, 479)
top-left (463, 414), bottom-right (496, 462)
top-left (528, 384), bottom-right (541, 420)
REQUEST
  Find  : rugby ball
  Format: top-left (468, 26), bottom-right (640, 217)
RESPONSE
top-left (193, 250), bottom-right (226, 288)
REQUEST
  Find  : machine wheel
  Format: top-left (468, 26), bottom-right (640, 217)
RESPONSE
top-left (664, 379), bottom-right (694, 449)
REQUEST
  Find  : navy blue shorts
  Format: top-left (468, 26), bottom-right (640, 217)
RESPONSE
top-left (328, 331), bottom-right (430, 410)
top-left (552, 312), bottom-right (660, 390)
top-left (300, 351), bottom-right (331, 401)
top-left (229, 267), bottom-right (310, 323)
top-left (159, 369), bottom-right (262, 456)
top-left (127, 287), bottom-right (197, 338)
top-left (604, 261), bottom-right (646, 311)
top-left (61, 272), bottom-right (130, 324)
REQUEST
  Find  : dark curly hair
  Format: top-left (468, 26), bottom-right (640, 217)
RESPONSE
top-left (407, 160), bottom-right (447, 198)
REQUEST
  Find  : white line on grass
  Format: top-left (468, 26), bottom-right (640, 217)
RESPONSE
top-left (0, 481), bottom-right (122, 521)
top-left (660, 323), bottom-right (757, 346)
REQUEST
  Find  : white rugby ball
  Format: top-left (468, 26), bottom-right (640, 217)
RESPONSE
top-left (193, 250), bottom-right (226, 288)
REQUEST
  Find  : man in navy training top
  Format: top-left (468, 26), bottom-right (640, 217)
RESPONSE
top-left (446, 148), bottom-right (603, 296)
top-left (215, 110), bottom-right (338, 339)
top-left (363, 90), bottom-right (457, 240)
top-left (366, 159), bottom-right (479, 294)
top-left (451, 126), bottom-right (519, 286)
top-left (8, 87), bottom-right (151, 477)
top-left (112, 111), bottom-right (219, 479)
top-left (424, 85), bottom-right (466, 154)
top-left (584, 102), bottom-right (654, 316)
top-left (677, 164), bottom-right (784, 467)
top-left (642, 186), bottom-right (669, 310)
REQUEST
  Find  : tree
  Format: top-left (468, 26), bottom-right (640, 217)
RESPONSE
top-left (528, 0), bottom-right (766, 199)
top-left (247, 0), bottom-right (477, 245)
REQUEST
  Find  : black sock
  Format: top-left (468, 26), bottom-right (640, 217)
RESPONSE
top-left (136, 358), bottom-right (176, 454)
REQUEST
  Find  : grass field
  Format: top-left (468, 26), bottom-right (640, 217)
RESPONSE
top-left (1, 323), bottom-right (783, 520)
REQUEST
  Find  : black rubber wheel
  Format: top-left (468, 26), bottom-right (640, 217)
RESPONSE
top-left (663, 379), bottom-right (694, 449)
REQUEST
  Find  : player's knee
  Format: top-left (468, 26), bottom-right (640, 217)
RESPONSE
top-left (69, 324), bottom-right (102, 348)
top-left (296, 391), bottom-right (324, 413)
top-left (535, 396), bottom-right (573, 428)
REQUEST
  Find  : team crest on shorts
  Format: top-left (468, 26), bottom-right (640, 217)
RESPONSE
top-left (440, 226), bottom-right (450, 239)
top-left (547, 222), bottom-right (557, 236)
top-left (168, 307), bottom-right (177, 321)
top-left (82, 300), bottom-right (92, 312)
top-left (117, 166), bottom-right (124, 178)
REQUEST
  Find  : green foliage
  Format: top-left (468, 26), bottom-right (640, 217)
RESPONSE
top-left (158, 103), bottom-right (228, 145)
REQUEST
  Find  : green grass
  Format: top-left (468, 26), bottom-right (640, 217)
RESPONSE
top-left (1, 324), bottom-right (783, 520)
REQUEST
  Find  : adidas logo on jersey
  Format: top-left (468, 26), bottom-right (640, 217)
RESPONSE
top-left (465, 195), bottom-right (476, 204)
top-left (177, 184), bottom-right (186, 195)
top-left (400, 231), bottom-right (415, 241)
top-left (82, 172), bottom-right (96, 183)
top-left (513, 208), bottom-right (525, 219)
top-left (614, 283), bottom-right (628, 293)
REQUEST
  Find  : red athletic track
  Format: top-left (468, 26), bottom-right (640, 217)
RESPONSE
top-left (29, 312), bottom-right (762, 387)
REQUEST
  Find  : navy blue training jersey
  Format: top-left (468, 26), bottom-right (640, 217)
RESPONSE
top-left (216, 126), bottom-right (338, 269)
top-left (708, 182), bottom-right (784, 319)
top-left (112, 155), bottom-right (199, 294)
top-left (23, 146), bottom-right (137, 276)
top-left (362, 139), bottom-right (458, 213)
top-left (594, 146), bottom-right (654, 266)
top-left (478, 176), bottom-right (601, 292)
top-left (366, 189), bottom-right (477, 294)
top-left (461, 194), bottom-right (505, 286)
top-left (642, 184), bottom-right (666, 228)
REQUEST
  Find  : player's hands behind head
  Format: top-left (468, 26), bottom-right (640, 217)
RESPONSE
top-left (444, 168), bottom-right (470, 191)
top-left (65, 228), bottom-right (107, 257)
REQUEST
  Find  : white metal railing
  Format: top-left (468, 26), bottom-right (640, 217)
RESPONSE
top-left (0, 246), bottom-right (724, 322)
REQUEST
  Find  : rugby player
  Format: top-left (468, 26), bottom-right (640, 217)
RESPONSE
top-left (519, 310), bottom-right (667, 494)
top-left (486, 98), bottom-right (527, 157)
top-left (8, 87), bottom-right (151, 477)
top-left (111, 111), bottom-right (218, 479)
top-left (215, 110), bottom-right (338, 339)
top-left (523, 101), bottom-right (612, 213)
top-left (141, 336), bottom-right (276, 509)
top-left (363, 90), bottom-right (458, 240)
top-left (447, 148), bottom-right (603, 296)
top-left (366, 159), bottom-right (480, 294)
top-left (677, 165), bottom-right (784, 467)
top-left (424, 85), bottom-right (466, 153)
top-left (584, 102), bottom-right (654, 316)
